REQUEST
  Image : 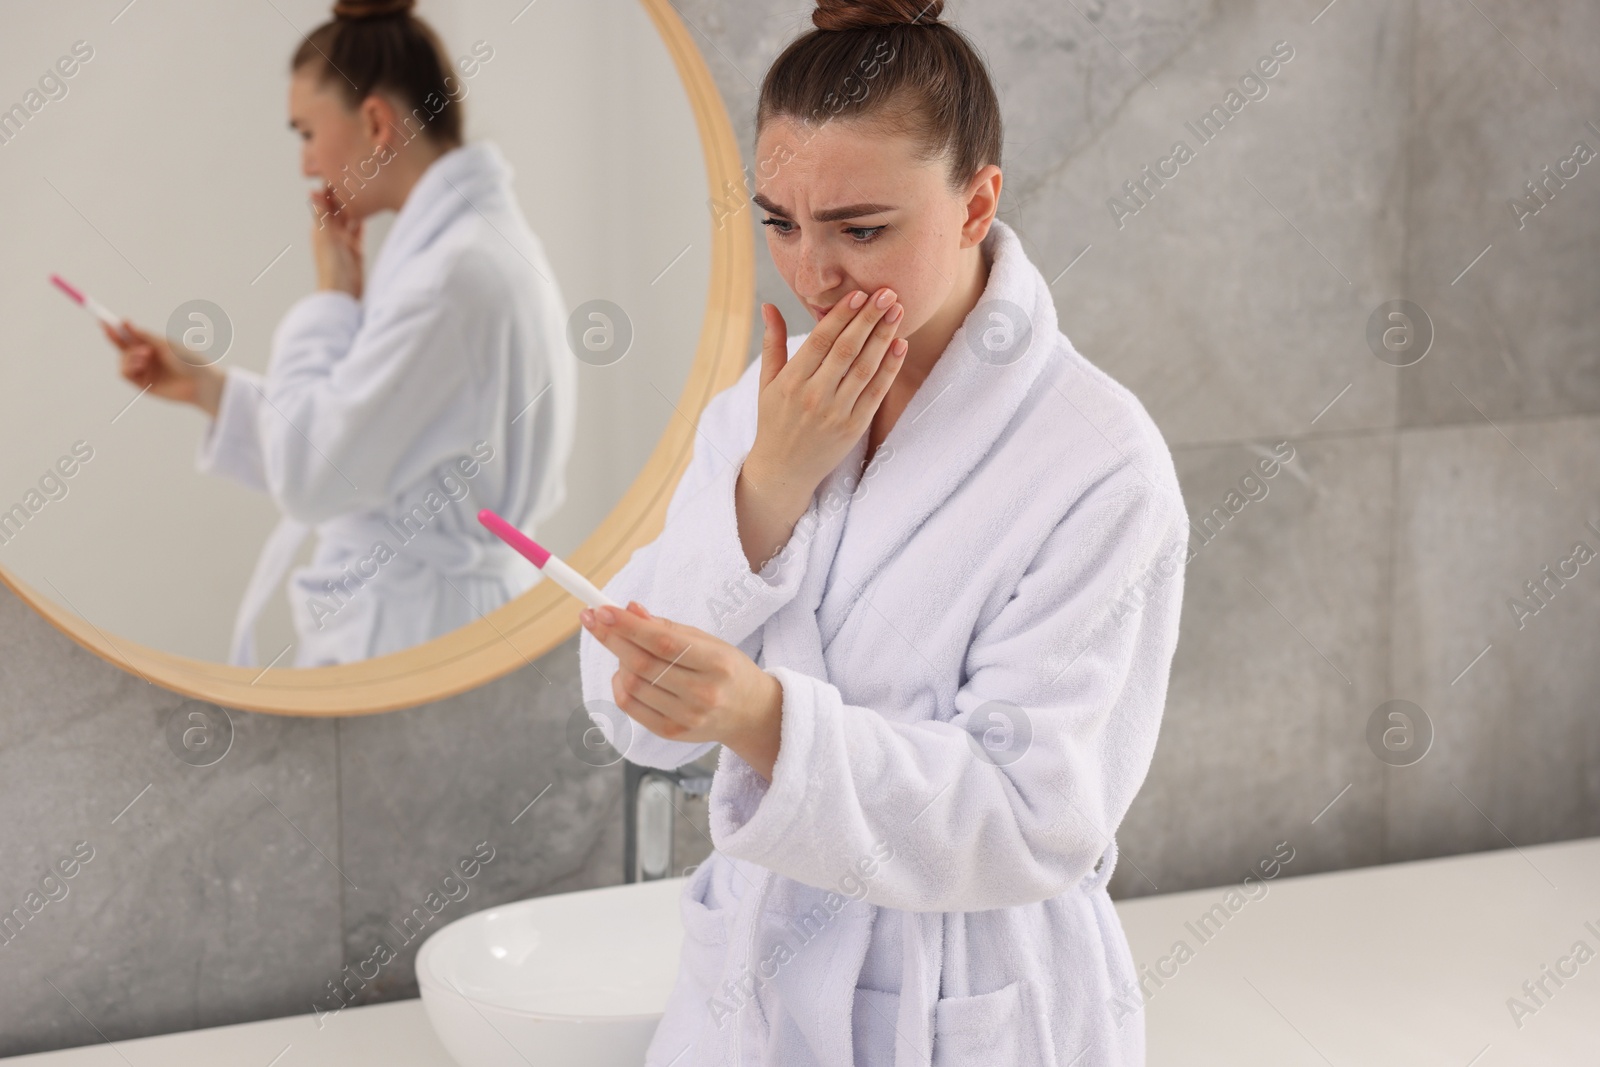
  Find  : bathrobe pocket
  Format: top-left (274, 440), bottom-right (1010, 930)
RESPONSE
top-left (932, 976), bottom-right (1059, 1067)
top-left (679, 859), bottom-right (731, 947)
top-left (644, 860), bottom-right (740, 1067)
top-left (674, 857), bottom-right (734, 1012)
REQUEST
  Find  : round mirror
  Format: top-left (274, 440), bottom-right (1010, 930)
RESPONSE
top-left (0, 0), bottom-right (752, 712)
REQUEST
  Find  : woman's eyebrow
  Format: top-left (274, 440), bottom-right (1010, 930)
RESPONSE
top-left (752, 193), bottom-right (895, 222)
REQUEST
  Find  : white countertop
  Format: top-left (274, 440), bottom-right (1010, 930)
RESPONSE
top-left (1127, 834), bottom-right (1600, 1065)
top-left (6, 836), bottom-right (1597, 1065)
top-left (0, 998), bottom-right (458, 1066)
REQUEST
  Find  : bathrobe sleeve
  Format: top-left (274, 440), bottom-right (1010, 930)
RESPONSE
top-left (195, 366), bottom-right (272, 494)
top-left (578, 356), bottom-right (822, 771)
top-left (705, 458), bottom-right (1189, 911)
top-left (197, 251), bottom-right (498, 524)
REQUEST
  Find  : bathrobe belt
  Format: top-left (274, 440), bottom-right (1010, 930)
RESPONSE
top-left (227, 511), bottom-right (525, 667)
top-left (889, 835), bottom-right (1119, 1067)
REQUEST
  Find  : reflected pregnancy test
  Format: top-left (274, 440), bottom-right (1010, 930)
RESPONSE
top-left (478, 508), bottom-right (620, 610)
top-left (50, 274), bottom-right (130, 338)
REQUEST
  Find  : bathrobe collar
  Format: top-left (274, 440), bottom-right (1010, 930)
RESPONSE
top-left (777, 216), bottom-right (1061, 663)
top-left (831, 219), bottom-right (1052, 646)
top-left (364, 140), bottom-right (512, 299)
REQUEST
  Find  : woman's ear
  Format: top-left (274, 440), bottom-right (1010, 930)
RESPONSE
top-left (961, 164), bottom-right (1003, 245)
top-left (359, 92), bottom-right (399, 152)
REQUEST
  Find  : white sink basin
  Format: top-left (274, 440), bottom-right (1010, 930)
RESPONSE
top-left (416, 875), bottom-right (688, 1067)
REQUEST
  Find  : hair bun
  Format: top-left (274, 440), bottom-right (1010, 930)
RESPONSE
top-left (812, 0), bottom-right (943, 32)
top-left (333, 0), bottom-right (415, 20)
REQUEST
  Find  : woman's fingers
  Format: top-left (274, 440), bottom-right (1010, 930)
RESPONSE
top-left (812, 287), bottom-right (901, 394)
top-left (601, 616), bottom-right (709, 739)
top-left (782, 290), bottom-right (868, 381)
top-left (588, 603), bottom-right (762, 746)
top-left (121, 350), bottom-right (153, 388)
top-left (609, 669), bottom-right (691, 739)
top-left (853, 335), bottom-right (908, 422)
top-left (101, 319), bottom-right (143, 352)
top-left (836, 299), bottom-right (903, 408)
top-left (113, 319), bottom-right (158, 349)
top-left (313, 186), bottom-right (349, 231)
top-left (103, 319), bottom-right (160, 382)
top-left (326, 189), bottom-right (360, 237)
top-left (758, 303), bottom-right (789, 391)
top-left (587, 606), bottom-right (706, 702)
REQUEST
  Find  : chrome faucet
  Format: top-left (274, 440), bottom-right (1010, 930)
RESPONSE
top-left (623, 751), bottom-right (718, 882)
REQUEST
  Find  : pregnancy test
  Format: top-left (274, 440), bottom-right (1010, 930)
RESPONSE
top-left (50, 274), bottom-right (131, 338)
top-left (478, 508), bottom-right (620, 610)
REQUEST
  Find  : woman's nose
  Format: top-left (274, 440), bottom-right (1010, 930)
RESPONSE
top-left (795, 240), bottom-right (841, 299)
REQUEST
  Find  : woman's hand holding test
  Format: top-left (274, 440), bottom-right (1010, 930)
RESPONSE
top-left (581, 600), bottom-right (786, 782)
top-left (100, 320), bottom-right (225, 417)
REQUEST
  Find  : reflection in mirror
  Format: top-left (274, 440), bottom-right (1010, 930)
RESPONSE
top-left (0, 0), bottom-right (709, 667)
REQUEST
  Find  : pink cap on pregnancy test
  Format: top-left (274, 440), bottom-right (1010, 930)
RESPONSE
top-left (479, 508), bottom-right (550, 567)
top-left (49, 274), bottom-right (88, 304)
top-left (477, 508), bottom-right (619, 610)
top-left (50, 273), bottom-right (131, 338)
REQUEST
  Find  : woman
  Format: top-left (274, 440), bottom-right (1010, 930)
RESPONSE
top-left (580, 0), bottom-right (1187, 1064)
top-left (101, 0), bottom-right (575, 668)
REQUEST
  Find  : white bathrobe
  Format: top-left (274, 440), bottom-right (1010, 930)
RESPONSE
top-left (579, 217), bottom-right (1188, 1067)
top-left (198, 141), bottom-right (576, 668)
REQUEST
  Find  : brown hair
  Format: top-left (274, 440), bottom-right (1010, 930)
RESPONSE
top-left (756, 0), bottom-right (1002, 195)
top-left (291, 0), bottom-right (464, 148)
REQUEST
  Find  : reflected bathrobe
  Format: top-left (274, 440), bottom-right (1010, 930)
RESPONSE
top-left (197, 141), bottom-right (576, 668)
top-left (578, 217), bottom-right (1188, 1067)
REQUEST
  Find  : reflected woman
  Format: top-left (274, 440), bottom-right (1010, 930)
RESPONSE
top-left (100, 0), bottom-right (576, 667)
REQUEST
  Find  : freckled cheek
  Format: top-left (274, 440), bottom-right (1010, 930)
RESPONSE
top-left (767, 243), bottom-right (800, 290)
top-left (895, 298), bottom-right (926, 337)
top-left (883, 265), bottom-right (927, 331)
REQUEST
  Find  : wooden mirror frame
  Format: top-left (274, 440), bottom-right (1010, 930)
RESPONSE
top-left (0, 0), bottom-right (753, 716)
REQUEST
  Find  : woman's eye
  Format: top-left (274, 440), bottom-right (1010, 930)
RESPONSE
top-left (760, 218), bottom-right (885, 244)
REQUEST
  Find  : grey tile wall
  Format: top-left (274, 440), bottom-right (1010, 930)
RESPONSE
top-left (1, 0), bottom-right (1594, 1054)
